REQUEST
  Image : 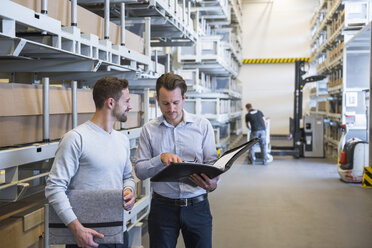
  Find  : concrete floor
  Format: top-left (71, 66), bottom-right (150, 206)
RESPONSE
top-left (142, 155), bottom-right (372, 248)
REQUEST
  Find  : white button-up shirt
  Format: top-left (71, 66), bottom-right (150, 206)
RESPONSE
top-left (135, 110), bottom-right (218, 199)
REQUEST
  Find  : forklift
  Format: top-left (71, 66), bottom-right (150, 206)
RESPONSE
top-left (271, 60), bottom-right (326, 158)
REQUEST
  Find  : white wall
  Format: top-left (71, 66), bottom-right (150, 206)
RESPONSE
top-left (239, 0), bottom-right (317, 135)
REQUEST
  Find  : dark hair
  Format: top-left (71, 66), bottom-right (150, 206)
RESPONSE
top-left (246, 103), bottom-right (252, 109)
top-left (93, 77), bottom-right (129, 109)
top-left (156, 73), bottom-right (187, 96)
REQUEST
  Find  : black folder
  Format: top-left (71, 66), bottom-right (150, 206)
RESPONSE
top-left (151, 138), bottom-right (259, 183)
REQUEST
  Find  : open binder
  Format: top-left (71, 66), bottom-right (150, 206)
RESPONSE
top-left (151, 138), bottom-right (259, 183)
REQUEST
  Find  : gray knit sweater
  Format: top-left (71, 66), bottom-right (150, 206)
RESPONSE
top-left (45, 121), bottom-right (135, 227)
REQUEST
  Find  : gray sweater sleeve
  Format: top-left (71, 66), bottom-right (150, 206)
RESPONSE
top-left (45, 131), bottom-right (81, 225)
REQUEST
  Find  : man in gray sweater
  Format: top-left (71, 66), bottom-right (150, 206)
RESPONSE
top-left (45, 77), bottom-right (136, 248)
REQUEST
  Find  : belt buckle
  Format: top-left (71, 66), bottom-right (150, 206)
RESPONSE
top-left (177, 198), bottom-right (188, 207)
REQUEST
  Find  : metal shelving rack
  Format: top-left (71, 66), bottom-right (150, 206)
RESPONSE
top-left (309, 0), bottom-right (370, 158)
top-left (175, 0), bottom-right (243, 153)
top-left (0, 0), bottom-right (198, 247)
top-left (0, 0), bottom-right (243, 247)
top-left (79, 0), bottom-right (198, 47)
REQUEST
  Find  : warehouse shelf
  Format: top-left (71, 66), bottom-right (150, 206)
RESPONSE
top-left (213, 121), bottom-right (231, 152)
top-left (327, 112), bottom-right (342, 119)
top-left (312, 17), bottom-right (371, 159)
top-left (311, 21), bottom-right (328, 47)
top-left (0, 1), bottom-right (157, 83)
top-left (230, 111), bottom-right (241, 118)
top-left (176, 68), bottom-right (215, 92)
top-left (310, 0), bottom-right (328, 27)
top-left (311, 0), bottom-right (370, 157)
top-left (230, 116), bottom-right (242, 136)
top-left (316, 53), bottom-right (343, 74)
top-left (177, 0), bottom-right (242, 146)
top-left (186, 91), bottom-right (232, 99)
top-left (0, 0), bottom-right (242, 247)
top-left (177, 36), bottom-right (239, 77)
top-left (229, 0), bottom-right (242, 29)
top-left (121, 127), bottom-right (143, 141)
top-left (79, 0), bottom-right (198, 47)
top-left (126, 179), bottom-right (151, 232)
top-left (184, 96), bottom-right (233, 123)
top-left (310, 91), bottom-right (328, 98)
top-left (312, 23), bottom-right (344, 61)
top-left (195, 0), bottom-right (231, 26)
top-left (216, 31), bottom-right (242, 64)
top-left (0, 142), bottom-right (57, 202)
top-left (0, 142), bottom-right (58, 171)
top-left (311, 0), bottom-right (342, 47)
top-left (328, 53), bottom-right (344, 70)
top-left (324, 136), bottom-right (340, 146)
top-left (312, 110), bottom-right (327, 116)
top-left (328, 84), bottom-right (343, 94)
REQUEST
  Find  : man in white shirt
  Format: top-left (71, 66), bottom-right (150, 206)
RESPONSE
top-left (135, 73), bottom-right (219, 248)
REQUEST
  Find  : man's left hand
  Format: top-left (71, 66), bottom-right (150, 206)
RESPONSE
top-left (189, 173), bottom-right (219, 192)
top-left (123, 189), bottom-right (135, 210)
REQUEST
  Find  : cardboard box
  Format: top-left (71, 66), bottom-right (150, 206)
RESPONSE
top-left (0, 210), bottom-right (44, 248)
top-left (130, 94), bottom-right (142, 112)
top-left (124, 111), bottom-right (143, 130)
top-left (0, 113), bottom-right (94, 147)
top-left (0, 83), bottom-right (95, 147)
top-left (12, 0), bottom-right (144, 54)
top-left (13, 207), bottom-right (44, 232)
top-left (0, 83), bottom-right (95, 116)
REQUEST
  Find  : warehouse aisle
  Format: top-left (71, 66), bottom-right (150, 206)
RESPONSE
top-left (209, 156), bottom-right (372, 248)
top-left (142, 156), bottom-right (372, 248)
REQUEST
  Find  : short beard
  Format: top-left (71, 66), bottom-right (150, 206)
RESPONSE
top-left (117, 114), bottom-right (127, 123)
top-left (114, 108), bottom-right (128, 123)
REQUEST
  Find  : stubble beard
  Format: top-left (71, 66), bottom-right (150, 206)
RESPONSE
top-left (114, 108), bottom-right (128, 123)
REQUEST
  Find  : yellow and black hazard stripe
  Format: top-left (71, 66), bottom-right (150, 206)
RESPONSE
top-left (362, 167), bottom-right (372, 188)
top-left (242, 57), bottom-right (310, 64)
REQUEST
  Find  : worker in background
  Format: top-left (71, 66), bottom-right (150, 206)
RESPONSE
top-left (45, 77), bottom-right (135, 248)
top-left (245, 103), bottom-right (268, 165)
top-left (135, 73), bottom-right (219, 248)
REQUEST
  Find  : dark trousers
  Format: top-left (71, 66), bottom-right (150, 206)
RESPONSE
top-left (66, 231), bottom-right (128, 248)
top-left (148, 197), bottom-right (212, 248)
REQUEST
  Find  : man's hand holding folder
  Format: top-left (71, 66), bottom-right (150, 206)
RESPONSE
top-left (160, 152), bottom-right (219, 191)
top-left (190, 173), bottom-right (219, 191)
top-left (151, 139), bottom-right (260, 184)
top-left (160, 153), bottom-right (183, 166)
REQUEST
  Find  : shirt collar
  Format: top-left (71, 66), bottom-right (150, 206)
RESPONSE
top-left (156, 110), bottom-right (196, 127)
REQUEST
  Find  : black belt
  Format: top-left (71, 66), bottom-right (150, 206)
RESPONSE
top-left (152, 192), bottom-right (208, 207)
